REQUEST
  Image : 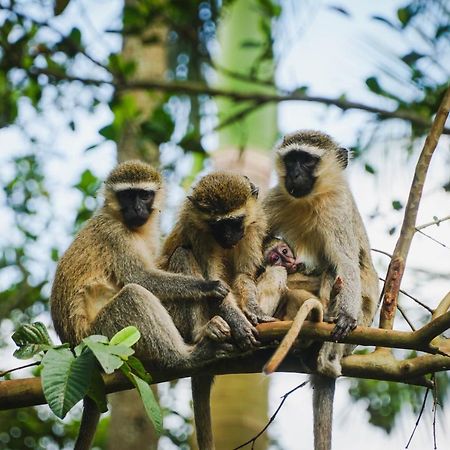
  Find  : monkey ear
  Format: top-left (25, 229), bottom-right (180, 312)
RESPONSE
top-left (337, 147), bottom-right (349, 169)
top-left (244, 176), bottom-right (259, 198)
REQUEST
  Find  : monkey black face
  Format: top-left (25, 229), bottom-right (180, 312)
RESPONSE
top-left (116, 189), bottom-right (155, 229)
top-left (209, 216), bottom-right (245, 249)
top-left (283, 150), bottom-right (320, 198)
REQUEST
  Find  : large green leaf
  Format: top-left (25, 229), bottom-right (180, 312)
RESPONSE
top-left (83, 336), bottom-right (134, 374)
top-left (131, 374), bottom-right (163, 435)
top-left (41, 348), bottom-right (95, 418)
top-left (109, 326), bottom-right (141, 347)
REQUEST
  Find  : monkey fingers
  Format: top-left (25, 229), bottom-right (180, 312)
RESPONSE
top-left (201, 280), bottom-right (230, 302)
top-left (204, 315), bottom-right (231, 342)
top-left (232, 324), bottom-right (260, 350)
top-left (243, 301), bottom-right (276, 326)
top-left (330, 312), bottom-right (357, 342)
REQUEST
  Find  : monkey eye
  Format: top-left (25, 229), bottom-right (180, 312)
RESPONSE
top-left (282, 248), bottom-right (288, 255)
top-left (138, 190), bottom-right (154, 201)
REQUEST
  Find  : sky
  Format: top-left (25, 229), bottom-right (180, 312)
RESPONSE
top-left (0, 0), bottom-right (449, 449)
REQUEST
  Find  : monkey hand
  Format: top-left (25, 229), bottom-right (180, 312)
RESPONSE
top-left (200, 280), bottom-right (230, 302)
top-left (243, 305), bottom-right (276, 326)
top-left (229, 313), bottom-right (260, 350)
top-left (330, 311), bottom-right (357, 342)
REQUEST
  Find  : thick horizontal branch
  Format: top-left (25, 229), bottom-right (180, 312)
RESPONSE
top-left (2, 319), bottom-right (450, 411)
top-left (30, 68), bottom-right (450, 135)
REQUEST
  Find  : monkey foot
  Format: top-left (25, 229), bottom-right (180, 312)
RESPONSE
top-left (330, 312), bottom-right (357, 342)
top-left (204, 315), bottom-right (231, 342)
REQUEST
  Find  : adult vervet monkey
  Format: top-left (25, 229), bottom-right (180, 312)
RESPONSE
top-left (51, 161), bottom-right (232, 450)
top-left (160, 171), bottom-right (275, 450)
top-left (264, 130), bottom-right (379, 450)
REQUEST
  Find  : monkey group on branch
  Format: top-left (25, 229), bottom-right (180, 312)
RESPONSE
top-left (50, 130), bottom-right (379, 450)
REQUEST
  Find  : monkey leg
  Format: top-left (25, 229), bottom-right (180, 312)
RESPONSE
top-left (166, 246), bottom-right (211, 344)
top-left (257, 266), bottom-right (287, 316)
top-left (91, 283), bottom-right (228, 369)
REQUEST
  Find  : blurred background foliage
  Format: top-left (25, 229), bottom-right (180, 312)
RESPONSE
top-left (0, 0), bottom-right (449, 449)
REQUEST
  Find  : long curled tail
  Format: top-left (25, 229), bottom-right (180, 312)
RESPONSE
top-left (311, 374), bottom-right (335, 450)
top-left (192, 374), bottom-right (215, 450)
top-left (263, 298), bottom-right (323, 374)
top-left (74, 397), bottom-right (100, 450)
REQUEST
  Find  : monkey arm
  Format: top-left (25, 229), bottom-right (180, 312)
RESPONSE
top-left (233, 272), bottom-right (276, 325)
top-left (320, 222), bottom-right (362, 341)
top-left (122, 267), bottom-right (229, 303)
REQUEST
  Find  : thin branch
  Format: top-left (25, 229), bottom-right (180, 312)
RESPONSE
top-left (432, 291), bottom-right (450, 320)
top-left (405, 388), bottom-right (429, 448)
top-left (379, 276), bottom-right (433, 313)
top-left (233, 381), bottom-right (309, 450)
top-left (416, 229), bottom-right (449, 249)
top-left (397, 304), bottom-right (416, 331)
top-left (432, 374), bottom-right (438, 450)
top-left (0, 362), bottom-right (40, 378)
top-left (416, 215), bottom-right (450, 230)
top-left (24, 68), bottom-right (450, 135)
top-left (379, 86), bottom-right (450, 331)
top-left (372, 248), bottom-right (393, 258)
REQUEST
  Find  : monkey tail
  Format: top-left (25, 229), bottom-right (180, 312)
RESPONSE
top-left (192, 374), bottom-right (215, 450)
top-left (263, 298), bottom-right (323, 374)
top-left (311, 374), bottom-right (335, 450)
top-left (74, 397), bottom-right (100, 450)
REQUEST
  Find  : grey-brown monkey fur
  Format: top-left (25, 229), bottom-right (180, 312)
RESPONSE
top-left (51, 161), bottom-right (232, 450)
top-left (263, 130), bottom-right (379, 450)
top-left (159, 171), bottom-right (273, 450)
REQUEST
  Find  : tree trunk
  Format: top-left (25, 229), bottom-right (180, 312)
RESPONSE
top-left (210, 1), bottom-right (278, 448)
top-left (107, 5), bottom-right (167, 450)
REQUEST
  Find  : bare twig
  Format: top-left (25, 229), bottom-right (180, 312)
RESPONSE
top-left (397, 304), bottom-right (416, 331)
top-left (405, 388), bottom-right (429, 448)
top-left (0, 362), bottom-right (40, 378)
top-left (432, 291), bottom-right (450, 320)
top-left (233, 381), bottom-right (309, 449)
top-left (416, 229), bottom-right (449, 249)
top-left (416, 215), bottom-right (450, 230)
top-left (372, 248), bottom-right (393, 258)
top-left (432, 374), bottom-right (438, 450)
top-left (379, 277), bottom-right (433, 313)
top-left (379, 86), bottom-right (450, 332)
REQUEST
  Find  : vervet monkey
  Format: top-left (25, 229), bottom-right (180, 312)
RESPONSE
top-left (160, 171), bottom-right (274, 450)
top-left (264, 130), bottom-right (379, 450)
top-left (50, 161), bottom-right (232, 450)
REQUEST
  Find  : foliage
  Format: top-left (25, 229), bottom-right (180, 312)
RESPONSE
top-left (6, 323), bottom-right (162, 432)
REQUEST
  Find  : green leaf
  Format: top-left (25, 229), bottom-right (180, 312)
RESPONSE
top-left (68, 27), bottom-right (82, 47)
top-left (41, 348), bottom-right (95, 418)
top-left (397, 7), bottom-right (412, 27)
top-left (87, 368), bottom-right (108, 413)
top-left (131, 374), bottom-right (163, 435)
top-left (365, 77), bottom-right (382, 94)
top-left (401, 51), bottom-right (424, 66)
top-left (83, 336), bottom-right (134, 374)
top-left (98, 124), bottom-right (117, 141)
top-left (392, 200), bottom-right (403, 211)
top-left (364, 163), bottom-right (376, 175)
top-left (127, 356), bottom-right (151, 383)
top-left (12, 322), bottom-right (53, 359)
top-left (110, 326), bottom-right (141, 347)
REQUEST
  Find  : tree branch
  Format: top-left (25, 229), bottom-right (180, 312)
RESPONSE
top-left (27, 68), bottom-right (450, 135)
top-left (3, 318), bottom-right (450, 411)
top-left (379, 86), bottom-right (450, 331)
